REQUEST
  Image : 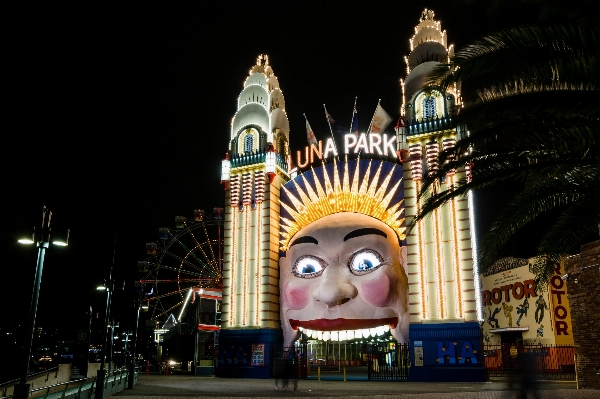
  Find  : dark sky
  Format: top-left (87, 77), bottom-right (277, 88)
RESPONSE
top-left (1, 1), bottom-right (508, 331)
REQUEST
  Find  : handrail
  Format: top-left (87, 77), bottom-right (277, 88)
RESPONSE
top-left (0, 366), bottom-right (60, 387)
top-left (0, 368), bottom-right (131, 399)
top-left (0, 377), bottom-right (87, 399)
top-left (30, 377), bottom-right (86, 394)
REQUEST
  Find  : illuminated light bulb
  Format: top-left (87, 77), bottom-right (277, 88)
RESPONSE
top-left (347, 330), bottom-right (355, 340)
top-left (362, 329), bottom-right (370, 338)
top-left (323, 331), bottom-right (331, 341)
top-left (339, 331), bottom-right (347, 341)
top-left (370, 328), bottom-right (377, 337)
top-left (317, 331), bottom-right (323, 340)
top-left (376, 326), bottom-right (385, 336)
top-left (331, 331), bottom-right (339, 341)
top-left (298, 327), bottom-right (303, 331)
top-left (383, 325), bottom-right (390, 332)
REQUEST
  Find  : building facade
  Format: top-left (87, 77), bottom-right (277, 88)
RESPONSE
top-left (217, 9), bottom-right (485, 381)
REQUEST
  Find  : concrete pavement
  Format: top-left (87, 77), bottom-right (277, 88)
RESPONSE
top-left (110, 374), bottom-right (598, 399)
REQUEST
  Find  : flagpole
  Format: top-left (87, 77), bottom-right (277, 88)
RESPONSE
top-left (323, 104), bottom-right (339, 162)
top-left (349, 97), bottom-right (357, 134)
top-left (367, 99), bottom-right (381, 135)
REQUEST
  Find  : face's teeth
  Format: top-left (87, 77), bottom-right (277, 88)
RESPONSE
top-left (296, 325), bottom-right (392, 341)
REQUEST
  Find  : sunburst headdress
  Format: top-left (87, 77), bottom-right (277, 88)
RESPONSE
top-left (279, 158), bottom-right (406, 251)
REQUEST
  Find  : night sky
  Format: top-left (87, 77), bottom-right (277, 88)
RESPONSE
top-left (1, 1), bottom-right (515, 335)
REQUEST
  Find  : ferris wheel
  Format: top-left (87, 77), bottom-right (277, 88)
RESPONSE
top-left (138, 208), bottom-right (224, 324)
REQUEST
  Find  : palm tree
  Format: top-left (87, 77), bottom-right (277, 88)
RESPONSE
top-left (416, 15), bottom-right (600, 287)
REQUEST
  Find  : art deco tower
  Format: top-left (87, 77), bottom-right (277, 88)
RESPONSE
top-left (399, 9), bottom-right (482, 324)
top-left (217, 55), bottom-right (290, 377)
top-left (221, 54), bottom-right (290, 329)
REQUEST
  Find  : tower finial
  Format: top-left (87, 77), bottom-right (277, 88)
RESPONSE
top-left (421, 8), bottom-right (435, 22)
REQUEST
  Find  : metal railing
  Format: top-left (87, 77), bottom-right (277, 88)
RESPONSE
top-left (1, 366), bottom-right (62, 398)
top-left (483, 344), bottom-right (575, 380)
top-left (0, 367), bottom-right (132, 399)
top-left (406, 116), bottom-right (454, 136)
top-left (230, 151), bottom-right (287, 171)
top-left (367, 343), bottom-right (409, 381)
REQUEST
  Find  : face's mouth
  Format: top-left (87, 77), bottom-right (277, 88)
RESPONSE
top-left (289, 317), bottom-right (397, 341)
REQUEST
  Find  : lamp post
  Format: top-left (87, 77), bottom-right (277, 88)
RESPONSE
top-left (95, 228), bottom-right (118, 399)
top-left (15, 206), bottom-right (69, 399)
top-left (127, 296), bottom-right (141, 389)
top-left (95, 272), bottom-right (113, 399)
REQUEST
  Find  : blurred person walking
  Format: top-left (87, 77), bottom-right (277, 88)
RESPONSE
top-left (511, 350), bottom-right (542, 399)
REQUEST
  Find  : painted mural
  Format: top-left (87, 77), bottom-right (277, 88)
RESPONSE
top-left (480, 257), bottom-right (573, 345)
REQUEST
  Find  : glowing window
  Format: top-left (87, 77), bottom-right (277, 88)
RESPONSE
top-left (423, 96), bottom-right (436, 119)
top-left (244, 134), bottom-right (254, 153)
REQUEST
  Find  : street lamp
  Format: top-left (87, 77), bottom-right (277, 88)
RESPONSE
top-left (95, 278), bottom-right (113, 399)
top-left (95, 228), bottom-right (120, 399)
top-left (15, 206), bottom-right (69, 399)
top-left (128, 282), bottom-right (149, 389)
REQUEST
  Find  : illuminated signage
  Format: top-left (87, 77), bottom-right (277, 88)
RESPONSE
top-left (296, 133), bottom-right (397, 168)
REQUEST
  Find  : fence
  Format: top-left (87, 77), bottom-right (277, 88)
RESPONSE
top-left (483, 344), bottom-right (575, 380)
top-left (367, 343), bottom-right (409, 381)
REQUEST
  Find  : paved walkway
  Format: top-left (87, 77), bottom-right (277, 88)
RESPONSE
top-left (110, 375), bottom-right (598, 399)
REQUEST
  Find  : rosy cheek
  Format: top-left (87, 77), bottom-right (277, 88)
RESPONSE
top-left (284, 283), bottom-right (311, 309)
top-left (360, 274), bottom-right (391, 307)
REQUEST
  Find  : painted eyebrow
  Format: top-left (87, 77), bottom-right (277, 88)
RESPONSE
top-left (289, 235), bottom-right (319, 247)
top-left (343, 228), bottom-right (387, 241)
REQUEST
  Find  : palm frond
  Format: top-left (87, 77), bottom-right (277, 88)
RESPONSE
top-left (427, 25), bottom-right (600, 92)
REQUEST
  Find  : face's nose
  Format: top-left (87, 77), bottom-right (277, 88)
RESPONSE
top-left (312, 261), bottom-right (358, 308)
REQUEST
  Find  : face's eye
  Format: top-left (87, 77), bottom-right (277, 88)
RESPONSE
top-left (348, 249), bottom-right (384, 275)
top-left (293, 255), bottom-right (326, 278)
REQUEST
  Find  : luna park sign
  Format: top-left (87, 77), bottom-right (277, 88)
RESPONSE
top-left (296, 133), bottom-right (399, 168)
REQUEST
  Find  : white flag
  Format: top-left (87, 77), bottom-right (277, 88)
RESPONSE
top-left (306, 118), bottom-right (317, 145)
top-left (369, 103), bottom-right (393, 134)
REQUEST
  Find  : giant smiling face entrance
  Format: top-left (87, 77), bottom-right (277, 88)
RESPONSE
top-left (279, 159), bottom-right (408, 348)
top-left (280, 213), bottom-right (409, 346)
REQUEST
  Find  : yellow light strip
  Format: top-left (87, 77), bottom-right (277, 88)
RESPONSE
top-left (433, 182), bottom-right (446, 318)
top-left (243, 204), bottom-right (249, 325)
top-left (255, 202), bottom-right (261, 326)
top-left (416, 180), bottom-right (427, 319)
top-left (449, 176), bottom-right (463, 318)
top-left (230, 162), bottom-right (267, 175)
top-left (280, 159), bottom-right (405, 251)
top-left (229, 206), bottom-right (237, 326)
